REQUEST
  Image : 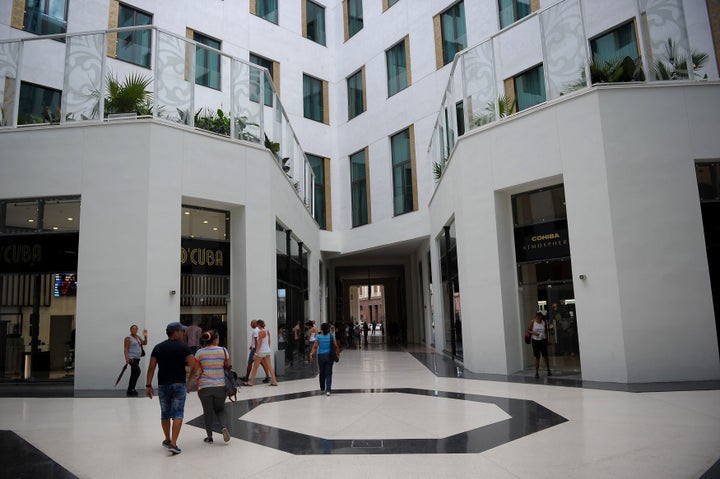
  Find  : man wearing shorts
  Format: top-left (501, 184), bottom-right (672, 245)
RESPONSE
top-left (145, 322), bottom-right (194, 455)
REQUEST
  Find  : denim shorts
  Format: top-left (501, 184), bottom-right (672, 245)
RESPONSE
top-left (158, 383), bottom-right (187, 420)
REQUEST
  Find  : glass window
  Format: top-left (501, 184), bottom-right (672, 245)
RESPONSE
top-left (591, 21), bottom-right (639, 65)
top-left (23, 0), bottom-right (67, 35)
top-left (386, 39), bottom-right (408, 97)
top-left (350, 149), bottom-right (369, 227)
top-left (498, 0), bottom-right (531, 29)
top-left (303, 74), bottom-right (324, 122)
top-left (194, 32), bottom-right (221, 90)
top-left (257, 0), bottom-right (278, 24)
top-left (307, 154), bottom-right (327, 229)
top-left (455, 101), bottom-right (465, 137)
top-left (512, 185), bottom-right (566, 227)
top-left (1, 196), bottom-right (80, 234)
top-left (347, 69), bottom-right (365, 120)
top-left (305, 0), bottom-right (326, 46)
top-left (117, 4), bottom-right (152, 68)
top-left (249, 53), bottom-right (274, 106)
top-left (391, 128), bottom-right (414, 216)
top-left (347, 0), bottom-right (363, 38)
top-left (696, 163), bottom-right (720, 200)
top-left (18, 81), bottom-right (61, 125)
top-left (181, 205), bottom-right (229, 240)
top-left (514, 65), bottom-right (545, 111)
top-left (387, 0), bottom-right (400, 7)
top-left (440, 2), bottom-right (467, 66)
top-left (42, 198), bottom-right (81, 232)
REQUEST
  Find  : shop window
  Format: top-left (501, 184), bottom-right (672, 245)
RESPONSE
top-left (347, 68), bottom-right (365, 120)
top-left (181, 205), bottom-right (229, 240)
top-left (116, 3), bottom-right (152, 68)
top-left (512, 184), bottom-right (566, 227)
top-left (304, 0), bottom-right (326, 46)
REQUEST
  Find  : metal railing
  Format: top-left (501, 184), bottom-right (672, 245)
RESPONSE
top-left (0, 25), bottom-right (315, 216)
top-left (428, 0), bottom-right (714, 184)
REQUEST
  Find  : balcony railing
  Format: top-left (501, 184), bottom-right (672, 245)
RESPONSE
top-left (0, 26), bottom-right (315, 217)
top-left (428, 0), bottom-right (715, 184)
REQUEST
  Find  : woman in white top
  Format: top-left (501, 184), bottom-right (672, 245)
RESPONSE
top-left (244, 319), bottom-right (278, 386)
top-left (526, 311), bottom-right (552, 379)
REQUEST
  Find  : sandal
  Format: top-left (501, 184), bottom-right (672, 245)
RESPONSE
top-left (270, 383), bottom-right (278, 386)
top-left (242, 382), bottom-right (252, 387)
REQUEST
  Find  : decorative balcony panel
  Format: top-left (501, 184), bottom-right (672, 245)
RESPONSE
top-left (639, 0), bottom-right (695, 80)
top-left (462, 40), bottom-right (495, 130)
top-left (0, 41), bottom-right (21, 127)
top-left (62, 33), bottom-right (104, 123)
top-left (156, 31), bottom-right (193, 124)
top-left (539, 0), bottom-right (588, 99)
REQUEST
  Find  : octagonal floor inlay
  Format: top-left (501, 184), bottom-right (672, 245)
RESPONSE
top-left (241, 392), bottom-right (511, 440)
top-left (188, 388), bottom-right (567, 455)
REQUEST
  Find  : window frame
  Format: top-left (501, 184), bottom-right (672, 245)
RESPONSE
top-left (18, 81), bottom-right (62, 125)
top-left (303, 74), bottom-right (325, 123)
top-left (350, 149), bottom-right (369, 227)
top-left (386, 37), bottom-right (410, 97)
top-left (304, 0), bottom-right (326, 46)
top-left (116, 3), bottom-right (153, 68)
top-left (347, 67), bottom-right (366, 120)
top-left (345, 0), bottom-right (364, 40)
top-left (439, 1), bottom-right (467, 66)
top-left (391, 127), bottom-right (415, 216)
top-left (589, 20), bottom-right (640, 66)
top-left (307, 154), bottom-right (328, 229)
top-left (22, 0), bottom-right (68, 35)
top-left (513, 64), bottom-right (546, 112)
top-left (498, 0), bottom-right (532, 30)
top-left (193, 31), bottom-right (222, 90)
top-left (255, 0), bottom-right (279, 24)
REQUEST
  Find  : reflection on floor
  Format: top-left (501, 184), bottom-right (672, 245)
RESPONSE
top-left (0, 340), bottom-right (719, 478)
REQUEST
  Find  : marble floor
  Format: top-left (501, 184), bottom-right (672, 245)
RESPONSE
top-left (1, 342), bottom-right (719, 479)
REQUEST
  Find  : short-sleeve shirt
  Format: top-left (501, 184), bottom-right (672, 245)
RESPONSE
top-left (151, 339), bottom-right (192, 385)
top-left (194, 346), bottom-right (227, 389)
top-left (316, 333), bottom-right (335, 355)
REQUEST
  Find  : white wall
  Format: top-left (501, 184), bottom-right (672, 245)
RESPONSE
top-left (429, 84), bottom-right (720, 383)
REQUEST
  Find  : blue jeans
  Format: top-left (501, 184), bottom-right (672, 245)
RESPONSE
top-left (158, 383), bottom-right (187, 420)
top-left (318, 353), bottom-right (334, 393)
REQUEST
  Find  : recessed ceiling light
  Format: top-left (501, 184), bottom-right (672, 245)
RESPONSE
top-left (203, 220), bottom-right (209, 224)
top-left (52, 226), bottom-right (59, 230)
top-left (212, 227), bottom-right (218, 231)
top-left (184, 211), bottom-right (190, 215)
top-left (67, 217), bottom-right (73, 221)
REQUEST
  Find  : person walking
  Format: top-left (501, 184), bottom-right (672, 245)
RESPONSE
top-left (123, 325), bottom-right (148, 397)
top-left (527, 311), bottom-right (553, 379)
top-left (188, 330), bottom-right (231, 444)
top-left (308, 323), bottom-right (339, 396)
top-left (145, 322), bottom-right (194, 455)
top-left (186, 321), bottom-right (202, 354)
top-left (244, 320), bottom-right (278, 386)
top-left (243, 320), bottom-right (270, 383)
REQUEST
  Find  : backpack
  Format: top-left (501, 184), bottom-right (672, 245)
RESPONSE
top-left (224, 367), bottom-right (239, 402)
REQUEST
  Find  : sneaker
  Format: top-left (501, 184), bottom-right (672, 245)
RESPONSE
top-left (326, 391), bottom-right (331, 396)
top-left (203, 437), bottom-right (213, 443)
top-left (263, 377), bottom-right (271, 383)
top-left (162, 440), bottom-right (171, 448)
top-left (222, 427), bottom-right (231, 443)
top-left (168, 444), bottom-right (181, 455)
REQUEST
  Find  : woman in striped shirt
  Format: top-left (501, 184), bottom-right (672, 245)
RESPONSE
top-left (189, 330), bottom-right (231, 443)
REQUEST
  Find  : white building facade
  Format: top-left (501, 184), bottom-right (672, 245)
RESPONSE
top-left (1, 0), bottom-right (719, 391)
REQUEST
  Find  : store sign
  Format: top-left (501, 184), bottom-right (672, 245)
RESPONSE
top-left (514, 219), bottom-right (570, 263)
top-left (181, 238), bottom-right (230, 275)
top-left (0, 232), bottom-right (79, 273)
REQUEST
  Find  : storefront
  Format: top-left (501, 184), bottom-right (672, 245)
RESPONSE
top-left (0, 197), bottom-right (80, 381)
top-left (512, 185), bottom-right (580, 374)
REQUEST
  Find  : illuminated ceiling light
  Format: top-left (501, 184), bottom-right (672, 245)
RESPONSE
top-left (67, 217), bottom-right (73, 221)
top-left (52, 226), bottom-right (59, 230)
top-left (184, 211), bottom-right (190, 215)
top-left (28, 219), bottom-right (34, 223)
top-left (203, 220), bottom-right (209, 224)
top-left (212, 227), bottom-right (218, 231)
